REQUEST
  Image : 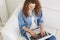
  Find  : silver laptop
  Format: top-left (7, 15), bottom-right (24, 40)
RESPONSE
top-left (30, 32), bottom-right (53, 40)
top-left (38, 32), bottom-right (52, 40)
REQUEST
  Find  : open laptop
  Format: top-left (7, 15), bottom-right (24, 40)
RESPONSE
top-left (30, 32), bottom-right (53, 40)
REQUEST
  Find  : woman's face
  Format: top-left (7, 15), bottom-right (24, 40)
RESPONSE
top-left (28, 3), bottom-right (36, 11)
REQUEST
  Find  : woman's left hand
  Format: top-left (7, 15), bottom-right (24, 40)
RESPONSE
top-left (40, 29), bottom-right (46, 37)
top-left (39, 23), bottom-right (46, 37)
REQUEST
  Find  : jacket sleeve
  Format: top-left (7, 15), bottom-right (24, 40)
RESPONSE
top-left (18, 11), bottom-right (26, 33)
top-left (39, 10), bottom-right (44, 23)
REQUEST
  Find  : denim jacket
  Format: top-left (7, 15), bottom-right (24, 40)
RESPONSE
top-left (18, 10), bottom-right (43, 36)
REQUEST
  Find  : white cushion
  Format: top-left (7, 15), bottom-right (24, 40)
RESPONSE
top-left (1, 3), bottom-right (25, 40)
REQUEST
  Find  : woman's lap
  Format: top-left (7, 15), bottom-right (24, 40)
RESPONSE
top-left (22, 31), bottom-right (56, 40)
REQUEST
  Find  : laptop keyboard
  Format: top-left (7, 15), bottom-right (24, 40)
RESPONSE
top-left (30, 32), bottom-right (51, 40)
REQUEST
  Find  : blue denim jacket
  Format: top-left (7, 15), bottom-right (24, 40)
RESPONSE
top-left (18, 10), bottom-right (43, 36)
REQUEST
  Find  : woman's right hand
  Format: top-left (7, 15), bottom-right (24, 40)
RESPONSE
top-left (23, 27), bottom-right (38, 38)
top-left (29, 30), bottom-right (38, 38)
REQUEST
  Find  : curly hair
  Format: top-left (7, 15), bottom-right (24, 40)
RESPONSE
top-left (22, 0), bottom-right (42, 17)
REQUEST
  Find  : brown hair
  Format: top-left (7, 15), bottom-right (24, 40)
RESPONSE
top-left (22, 0), bottom-right (42, 17)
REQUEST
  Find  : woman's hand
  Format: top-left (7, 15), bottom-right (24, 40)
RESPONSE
top-left (29, 30), bottom-right (38, 38)
top-left (40, 29), bottom-right (45, 37)
top-left (39, 23), bottom-right (46, 37)
top-left (23, 27), bottom-right (38, 38)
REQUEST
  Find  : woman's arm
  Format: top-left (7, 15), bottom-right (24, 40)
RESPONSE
top-left (24, 26), bottom-right (38, 38)
top-left (40, 22), bottom-right (45, 37)
top-left (39, 11), bottom-right (45, 37)
top-left (40, 22), bottom-right (45, 32)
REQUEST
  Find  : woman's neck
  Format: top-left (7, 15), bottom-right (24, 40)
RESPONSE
top-left (28, 9), bottom-right (33, 16)
top-left (29, 9), bottom-right (33, 13)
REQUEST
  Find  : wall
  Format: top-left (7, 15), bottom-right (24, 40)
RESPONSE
top-left (40, 0), bottom-right (60, 40)
top-left (0, 0), bottom-right (8, 26)
top-left (5, 0), bottom-right (24, 16)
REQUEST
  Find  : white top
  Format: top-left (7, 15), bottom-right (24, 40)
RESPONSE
top-left (28, 10), bottom-right (37, 30)
top-left (30, 15), bottom-right (37, 30)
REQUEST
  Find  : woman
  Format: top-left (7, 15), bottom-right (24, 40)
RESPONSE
top-left (18, 0), bottom-right (56, 40)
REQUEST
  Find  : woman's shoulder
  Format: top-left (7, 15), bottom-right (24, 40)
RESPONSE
top-left (39, 10), bottom-right (43, 15)
top-left (18, 9), bottom-right (23, 17)
top-left (39, 9), bottom-right (42, 14)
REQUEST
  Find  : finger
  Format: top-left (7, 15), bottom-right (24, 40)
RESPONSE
top-left (33, 33), bottom-right (38, 38)
top-left (41, 33), bottom-right (44, 37)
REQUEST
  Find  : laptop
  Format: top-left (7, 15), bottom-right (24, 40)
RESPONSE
top-left (30, 32), bottom-right (53, 40)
